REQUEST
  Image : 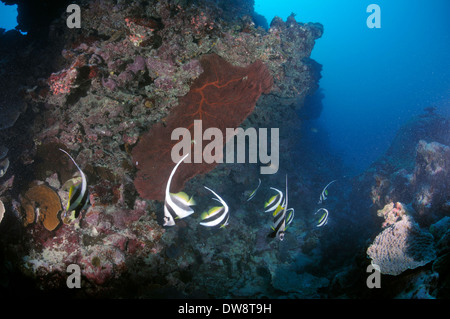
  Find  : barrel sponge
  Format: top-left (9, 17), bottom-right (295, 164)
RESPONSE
top-left (367, 215), bottom-right (436, 275)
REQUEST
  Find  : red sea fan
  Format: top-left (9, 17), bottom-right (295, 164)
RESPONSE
top-left (132, 54), bottom-right (273, 201)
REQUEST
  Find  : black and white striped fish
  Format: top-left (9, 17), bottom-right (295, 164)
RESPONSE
top-left (200, 186), bottom-right (229, 228)
top-left (315, 208), bottom-right (329, 227)
top-left (59, 148), bottom-right (90, 221)
top-left (246, 178), bottom-right (261, 201)
top-left (164, 153), bottom-right (196, 226)
top-left (285, 208), bottom-right (295, 227)
top-left (264, 186), bottom-right (283, 213)
top-left (318, 180), bottom-right (337, 204)
top-left (268, 175), bottom-right (290, 241)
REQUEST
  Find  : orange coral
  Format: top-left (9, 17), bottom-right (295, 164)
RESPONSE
top-left (22, 185), bottom-right (62, 231)
top-left (22, 201), bottom-right (35, 226)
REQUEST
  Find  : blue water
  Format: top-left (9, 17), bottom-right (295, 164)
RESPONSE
top-left (0, 3), bottom-right (18, 31)
top-left (255, 0), bottom-right (450, 174)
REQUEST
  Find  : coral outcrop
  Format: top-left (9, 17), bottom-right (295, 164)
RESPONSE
top-left (19, 199), bottom-right (165, 291)
top-left (363, 118), bottom-right (449, 278)
top-left (376, 202), bottom-right (406, 228)
top-left (412, 140), bottom-right (450, 224)
top-left (321, 112), bottom-right (449, 298)
top-left (352, 114), bottom-right (450, 229)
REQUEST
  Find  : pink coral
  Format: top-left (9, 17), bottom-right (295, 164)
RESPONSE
top-left (48, 68), bottom-right (78, 95)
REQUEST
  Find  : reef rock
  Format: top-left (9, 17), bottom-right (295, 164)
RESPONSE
top-left (352, 113), bottom-right (450, 234)
top-left (367, 215), bottom-right (436, 276)
top-left (271, 264), bottom-right (329, 297)
top-left (411, 140), bottom-right (450, 224)
top-left (0, 87), bottom-right (26, 131)
top-left (383, 114), bottom-right (450, 171)
top-left (430, 217), bottom-right (450, 243)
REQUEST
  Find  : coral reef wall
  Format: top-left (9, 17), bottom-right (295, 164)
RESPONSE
top-left (0, 0), bottom-right (323, 297)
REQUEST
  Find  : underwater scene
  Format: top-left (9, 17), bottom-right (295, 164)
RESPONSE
top-left (0, 0), bottom-right (449, 302)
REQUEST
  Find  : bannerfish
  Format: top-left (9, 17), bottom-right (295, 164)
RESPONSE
top-left (269, 175), bottom-right (289, 241)
top-left (164, 153), bottom-right (196, 226)
top-left (264, 187), bottom-right (283, 213)
top-left (59, 148), bottom-right (90, 222)
top-left (315, 208), bottom-right (329, 227)
top-left (246, 178), bottom-right (261, 201)
top-left (318, 180), bottom-right (337, 204)
top-left (200, 186), bottom-right (229, 228)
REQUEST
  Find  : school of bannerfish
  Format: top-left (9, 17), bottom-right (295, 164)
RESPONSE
top-left (161, 153), bottom-right (337, 240)
top-left (53, 151), bottom-right (336, 240)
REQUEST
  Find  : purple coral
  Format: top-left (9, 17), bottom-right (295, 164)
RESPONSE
top-left (101, 77), bottom-right (118, 91)
top-left (127, 56), bottom-right (146, 74)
